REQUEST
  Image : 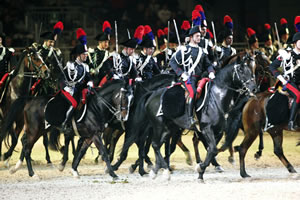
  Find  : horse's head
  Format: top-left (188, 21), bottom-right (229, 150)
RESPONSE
top-left (113, 84), bottom-right (134, 121)
top-left (232, 53), bottom-right (257, 96)
top-left (24, 46), bottom-right (50, 79)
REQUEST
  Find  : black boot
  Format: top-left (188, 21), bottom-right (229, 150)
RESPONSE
top-left (62, 106), bottom-right (74, 131)
top-left (288, 101), bottom-right (299, 131)
top-left (187, 97), bottom-right (196, 128)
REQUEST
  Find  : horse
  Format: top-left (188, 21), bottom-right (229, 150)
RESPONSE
top-left (6, 79), bottom-right (132, 178)
top-left (0, 45), bottom-right (51, 165)
top-left (218, 50), bottom-right (274, 163)
top-left (235, 90), bottom-right (297, 178)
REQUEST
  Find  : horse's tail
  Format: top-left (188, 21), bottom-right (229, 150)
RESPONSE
top-left (0, 96), bottom-right (29, 144)
top-left (119, 91), bottom-right (153, 155)
top-left (48, 128), bottom-right (62, 151)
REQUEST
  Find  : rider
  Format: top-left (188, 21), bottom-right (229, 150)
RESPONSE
top-left (217, 15), bottom-right (236, 66)
top-left (247, 27), bottom-right (260, 55)
top-left (0, 32), bottom-right (17, 89)
top-left (261, 23), bottom-right (277, 61)
top-left (269, 32), bottom-right (300, 130)
top-left (61, 28), bottom-right (94, 128)
top-left (137, 25), bottom-right (161, 80)
top-left (169, 25), bottom-right (215, 127)
top-left (279, 18), bottom-right (290, 49)
top-left (89, 20), bottom-right (112, 79)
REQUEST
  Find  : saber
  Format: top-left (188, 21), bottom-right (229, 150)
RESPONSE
top-left (115, 21), bottom-right (118, 53)
top-left (165, 20), bottom-right (170, 67)
top-left (127, 28), bottom-right (131, 39)
top-left (173, 19), bottom-right (181, 46)
top-left (274, 22), bottom-right (282, 49)
top-left (211, 21), bottom-right (217, 45)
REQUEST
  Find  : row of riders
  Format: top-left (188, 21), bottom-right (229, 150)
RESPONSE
top-left (0, 4), bottom-right (300, 180)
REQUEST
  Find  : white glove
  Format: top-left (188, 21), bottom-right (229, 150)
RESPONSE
top-left (277, 75), bottom-right (287, 85)
top-left (209, 72), bottom-right (215, 80)
top-left (135, 77), bottom-right (142, 82)
top-left (87, 81), bottom-right (94, 88)
top-left (113, 74), bottom-right (120, 80)
top-left (180, 72), bottom-right (189, 81)
top-left (215, 46), bottom-right (222, 52)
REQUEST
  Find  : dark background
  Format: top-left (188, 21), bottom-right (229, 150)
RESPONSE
top-left (1, 0), bottom-right (299, 48)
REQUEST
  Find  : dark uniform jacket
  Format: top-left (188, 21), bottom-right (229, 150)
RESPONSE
top-left (0, 46), bottom-right (17, 77)
top-left (90, 47), bottom-right (110, 75)
top-left (137, 52), bottom-right (161, 80)
top-left (269, 49), bottom-right (300, 85)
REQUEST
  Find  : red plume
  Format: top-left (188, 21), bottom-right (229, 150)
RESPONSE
top-left (76, 28), bottom-right (86, 39)
top-left (295, 16), bottom-right (300, 25)
top-left (163, 27), bottom-right (168, 35)
top-left (102, 21), bottom-right (112, 33)
top-left (247, 28), bottom-right (256, 37)
top-left (181, 20), bottom-right (191, 31)
top-left (192, 10), bottom-right (201, 21)
top-left (144, 25), bottom-right (152, 34)
top-left (134, 25), bottom-right (145, 41)
top-left (280, 18), bottom-right (288, 25)
top-left (264, 23), bottom-right (271, 30)
top-left (223, 15), bottom-right (232, 24)
top-left (53, 21), bottom-right (64, 34)
top-left (194, 5), bottom-right (204, 12)
top-left (157, 29), bottom-right (165, 38)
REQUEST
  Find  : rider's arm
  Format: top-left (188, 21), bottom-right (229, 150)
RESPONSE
top-left (269, 56), bottom-right (282, 78)
top-left (169, 50), bottom-right (183, 76)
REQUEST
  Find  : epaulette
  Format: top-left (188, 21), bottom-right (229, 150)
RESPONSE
top-left (278, 49), bottom-right (291, 60)
top-left (88, 47), bottom-right (94, 53)
top-left (8, 48), bottom-right (15, 53)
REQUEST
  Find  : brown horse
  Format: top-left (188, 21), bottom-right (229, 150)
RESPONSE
top-left (237, 91), bottom-right (297, 177)
top-left (0, 45), bottom-right (50, 165)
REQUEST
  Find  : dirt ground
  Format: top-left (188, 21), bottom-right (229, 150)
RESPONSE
top-left (0, 132), bottom-right (300, 200)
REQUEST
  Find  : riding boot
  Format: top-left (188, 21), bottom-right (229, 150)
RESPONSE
top-left (288, 101), bottom-right (299, 131)
top-left (187, 97), bottom-right (196, 128)
top-left (62, 106), bottom-right (74, 131)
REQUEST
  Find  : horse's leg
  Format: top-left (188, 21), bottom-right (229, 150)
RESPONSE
top-left (58, 133), bottom-right (73, 172)
top-left (97, 127), bottom-right (112, 163)
top-left (71, 135), bottom-right (76, 156)
top-left (42, 134), bottom-right (52, 164)
top-left (144, 129), bottom-right (153, 167)
top-left (193, 132), bottom-right (201, 163)
top-left (71, 137), bottom-right (92, 177)
top-left (268, 129), bottom-right (296, 173)
top-left (108, 129), bottom-right (123, 162)
top-left (93, 133), bottom-right (118, 178)
top-left (3, 130), bottom-right (18, 163)
top-left (238, 127), bottom-right (259, 178)
top-left (196, 126), bottom-right (218, 180)
top-left (175, 136), bottom-right (192, 166)
top-left (254, 129), bottom-right (264, 160)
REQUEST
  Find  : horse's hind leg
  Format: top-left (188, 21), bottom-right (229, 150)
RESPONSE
top-left (43, 134), bottom-right (51, 164)
top-left (269, 129), bottom-right (296, 173)
top-left (3, 130), bottom-right (18, 163)
top-left (193, 132), bottom-right (201, 163)
top-left (58, 133), bottom-right (73, 171)
top-left (254, 129), bottom-right (264, 160)
top-left (108, 129), bottom-right (123, 162)
top-left (173, 132), bottom-right (192, 166)
top-left (93, 133), bottom-right (118, 179)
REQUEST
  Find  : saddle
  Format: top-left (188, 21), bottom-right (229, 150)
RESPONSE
top-left (44, 90), bottom-right (88, 127)
top-left (157, 78), bottom-right (210, 118)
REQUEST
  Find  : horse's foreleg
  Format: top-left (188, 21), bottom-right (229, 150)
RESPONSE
top-left (3, 130), bottom-right (18, 162)
top-left (108, 130), bottom-right (123, 162)
top-left (144, 130), bottom-right (153, 167)
top-left (93, 133), bottom-right (118, 179)
top-left (58, 133), bottom-right (73, 171)
top-left (22, 131), bottom-right (40, 177)
top-left (269, 129), bottom-right (296, 173)
top-left (71, 138), bottom-right (92, 175)
top-left (193, 132), bottom-right (201, 163)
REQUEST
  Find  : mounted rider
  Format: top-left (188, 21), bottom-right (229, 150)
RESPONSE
top-left (0, 32), bottom-right (17, 89)
top-left (89, 21), bottom-right (112, 80)
top-left (169, 25), bottom-right (215, 127)
top-left (269, 32), bottom-right (300, 130)
top-left (217, 15), bottom-right (236, 65)
top-left (33, 21), bottom-right (64, 95)
top-left (261, 23), bottom-right (278, 61)
top-left (136, 25), bottom-right (161, 80)
top-left (61, 28), bottom-right (94, 128)
top-left (279, 18), bottom-right (290, 50)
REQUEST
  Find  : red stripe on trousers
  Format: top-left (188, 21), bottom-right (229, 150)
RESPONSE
top-left (184, 81), bottom-right (194, 98)
top-left (286, 83), bottom-right (300, 103)
top-left (61, 90), bottom-right (78, 108)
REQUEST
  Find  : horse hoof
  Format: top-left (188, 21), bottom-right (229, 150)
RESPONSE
top-left (147, 164), bottom-right (153, 170)
top-left (162, 169), bottom-right (171, 181)
top-left (71, 169), bottom-right (80, 178)
top-left (9, 167), bottom-right (16, 174)
top-left (4, 159), bottom-right (10, 168)
top-left (215, 166), bottom-right (225, 173)
top-left (241, 173), bottom-right (251, 178)
top-left (104, 167), bottom-right (109, 174)
top-left (195, 163), bottom-right (203, 173)
top-left (32, 174), bottom-right (40, 180)
top-left (129, 166), bottom-right (135, 174)
top-left (288, 168), bottom-right (297, 173)
top-left (149, 170), bottom-right (157, 179)
top-left (184, 152), bottom-right (193, 166)
top-left (57, 164), bottom-right (65, 172)
top-left (228, 156), bottom-right (235, 165)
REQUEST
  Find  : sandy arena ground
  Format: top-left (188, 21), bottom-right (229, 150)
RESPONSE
top-left (0, 132), bottom-right (300, 200)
